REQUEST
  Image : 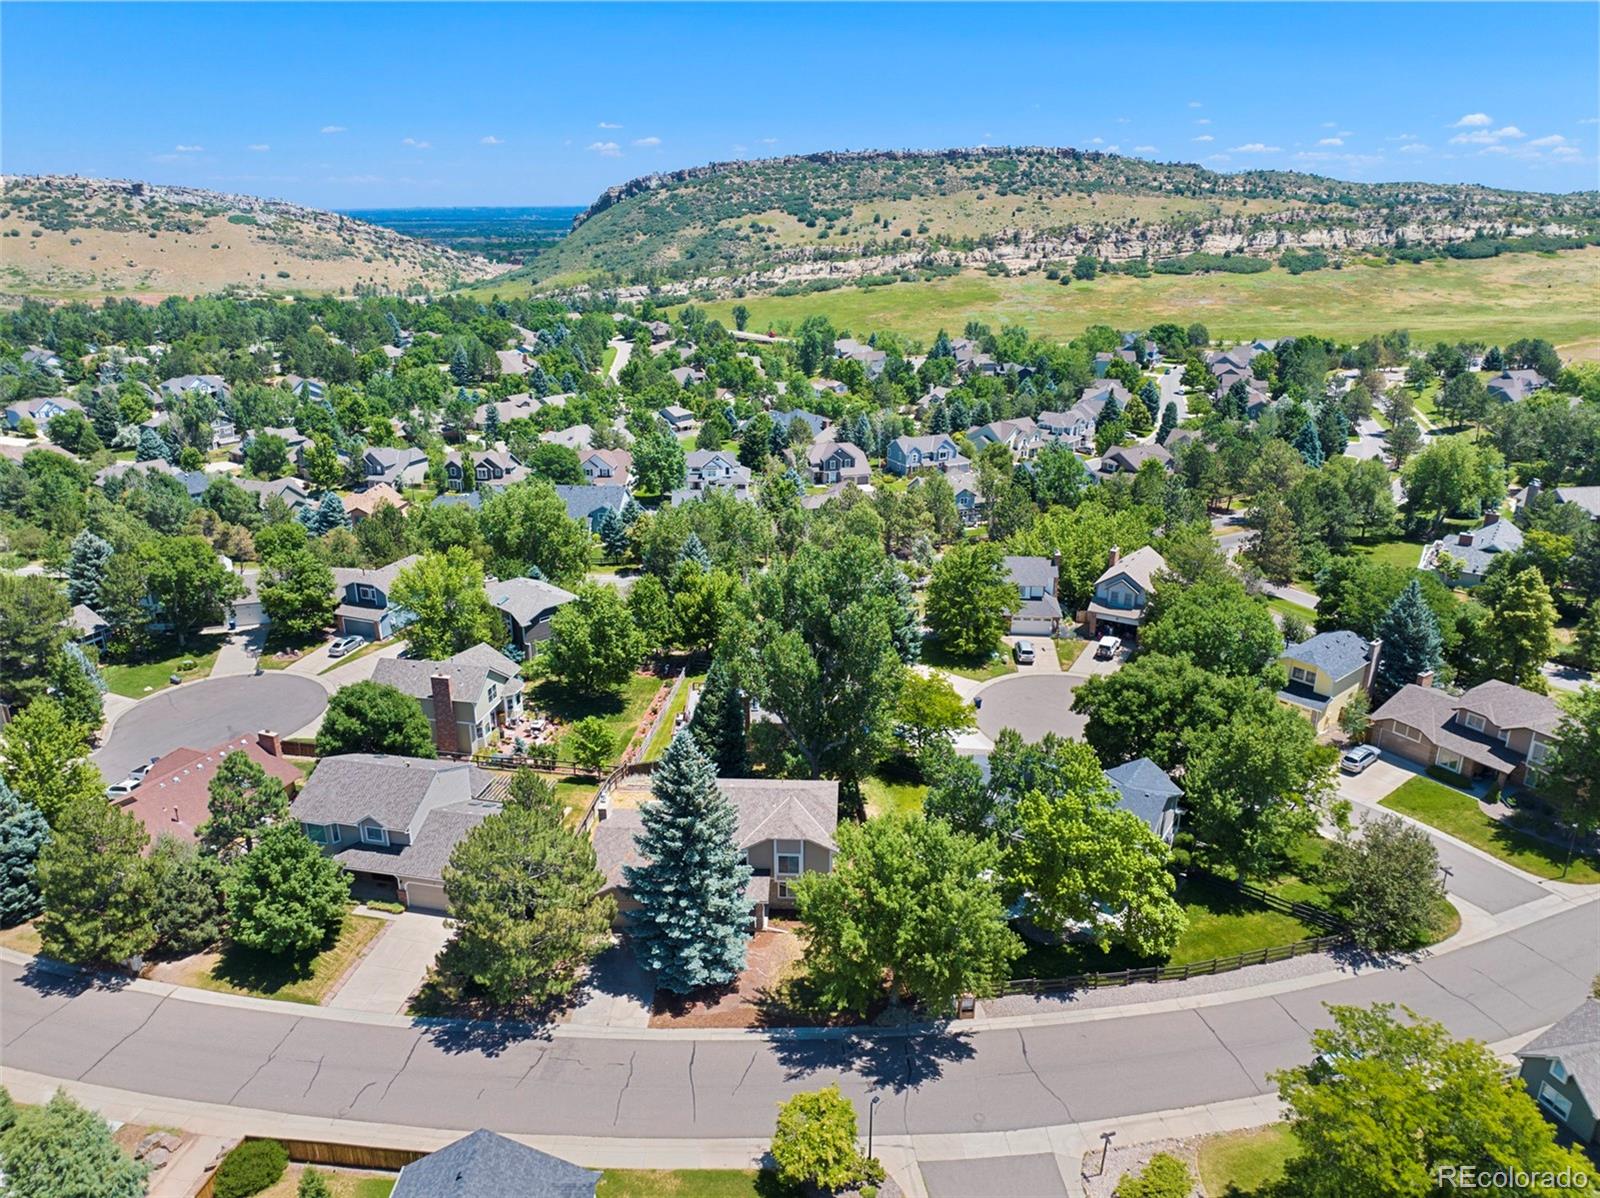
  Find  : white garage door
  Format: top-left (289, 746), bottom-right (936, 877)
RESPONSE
top-left (1011, 617), bottom-right (1055, 635)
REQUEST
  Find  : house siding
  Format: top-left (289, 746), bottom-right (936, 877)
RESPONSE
top-left (1519, 1059), bottom-right (1597, 1142)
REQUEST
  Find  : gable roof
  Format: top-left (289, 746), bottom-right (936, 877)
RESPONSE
top-left (807, 441), bottom-right (868, 470)
top-left (1456, 679), bottom-right (1562, 736)
top-left (1103, 757), bottom-right (1183, 836)
top-left (1004, 555), bottom-right (1057, 590)
top-left (123, 733), bottom-right (301, 844)
top-left (554, 483), bottom-right (628, 523)
top-left (1104, 443), bottom-right (1173, 472)
top-left (393, 1129), bottom-right (599, 1198)
top-left (486, 576), bottom-right (577, 627)
top-left (1095, 545), bottom-right (1166, 593)
top-left (1281, 630), bottom-right (1372, 680)
top-left (373, 643), bottom-right (522, 704)
top-left (1516, 999), bottom-right (1600, 1111)
top-left (290, 753), bottom-right (495, 836)
top-left (331, 553), bottom-right (419, 596)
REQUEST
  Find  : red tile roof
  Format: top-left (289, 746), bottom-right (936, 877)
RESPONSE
top-left (118, 733), bottom-right (302, 845)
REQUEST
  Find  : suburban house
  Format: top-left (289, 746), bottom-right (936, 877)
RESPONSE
top-left (1420, 512), bottom-right (1523, 587)
top-left (1104, 757), bottom-right (1184, 845)
top-left (1081, 379), bottom-right (1133, 411)
top-left (372, 644), bottom-right (524, 754)
top-left (235, 425), bottom-right (310, 464)
top-left (158, 374), bottom-right (230, 404)
top-left (670, 366), bottom-right (706, 388)
top-left (22, 347), bottom-right (64, 375)
top-left (282, 375), bottom-right (326, 401)
top-left (886, 434), bottom-right (966, 477)
top-left (343, 483), bottom-right (409, 525)
top-left (1515, 999), bottom-right (1600, 1145)
top-left (579, 448), bottom-right (633, 487)
top-left (769, 408), bottom-right (831, 440)
top-left (1368, 678), bottom-right (1562, 789)
top-left (444, 449), bottom-right (528, 493)
top-left (235, 476), bottom-right (313, 516)
top-left (70, 603), bottom-right (109, 649)
top-left (118, 731), bottom-right (301, 844)
top-left (1100, 443), bottom-right (1173, 474)
top-left (1517, 479), bottom-right (1600, 521)
top-left (361, 445), bottom-right (429, 489)
top-left (1037, 402), bottom-right (1102, 450)
top-left (474, 392), bottom-right (547, 428)
top-left (4, 395), bottom-right (81, 431)
top-left (908, 465), bottom-right (981, 524)
top-left (290, 754), bottom-right (503, 912)
top-left (1004, 555), bottom-right (1063, 637)
top-left (807, 441), bottom-right (871, 486)
top-left (486, 576), bottom-right (577, 650)
top-left (554, 483), bottom-right (629, 530)
top-left (968, 417), bottom-right (1043, 461)
top-left (1486, 368), bottom-right (1550, 403)
top-left (594, 778), bottom-right (839, 930)
top-left (1277, 630), bottom-right (1381, 733)
top-left (659, 404), bottom-right (695, 430)
top-left (495, 349), bottom-right (529, 377)
top-left (391, 1130), bottom-right (599, 1198)
top-left (330, 554), bottom-right (419, 640)
top-left (834, 337), bottom-right (888, 379)
top-left (1084, 545), bottom-right (1166, 639)
top-left (677, 449), bottom-right (752, 500)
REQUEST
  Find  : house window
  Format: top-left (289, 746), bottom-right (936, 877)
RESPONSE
top-left (361, 825), bottom-right (389, 847)
top-left (487, 683), bottom-right (498, 703)
top-left (1392, 722), bottom-right (1423, 743)
top-left (1529, 739), bottom-right (1551, 765)
top-left (1435, 749), bottom-right (1465, 774)
top-left (776, 851), bottom-right (802, 877)
top-left (1537, 1082), bottom-right (1573, 1123)
top-left (1550, 1059), bottom-right (1569, 1084)
top-left (1289, 665), bottom-right (1318, 688)
top-left (777, 880), bottom-right (795, 900)
top-left (1462, 711), bottom-right (1486, 733)
top-left (355, 584), bottom-right (378, 604)
top-left (304, 823), bottom-right (337, 844)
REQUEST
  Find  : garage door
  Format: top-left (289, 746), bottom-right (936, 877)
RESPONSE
top-left (1011, 617), bottom-right (1055, 635)
top-left (340, 616), bottom-right (380, 639)
top-left (402, 881), bottom-right (450, 914)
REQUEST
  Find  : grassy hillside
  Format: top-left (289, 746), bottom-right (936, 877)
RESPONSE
top-left (500, 146), bottom-right (1599, 291)
top-left (663, 248), bottom-right (1600, 348)
top-left (1, 175), bottom-right (500, 298)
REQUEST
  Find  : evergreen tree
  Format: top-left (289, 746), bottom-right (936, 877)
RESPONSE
top-left (1373, 580), bottom-right (1443, 701)
top-left (0, 776), bottom-right (49, 926)
top-left (385, 310), bottom-right (405, 347)
top-left (47, 643), bottom-right (105, 733)
top-left (677, 532), bottom-right (712, 571)
top-left (689, 654), bottom-right (748, 776)
top-left (0, 1088), bottom-right (150, 1198)
top-left (149, 835), bottom-right (226, 955)
top-left (1293, 419), bottom-right (1324, 468)
top-left (65, 530), bottom-right (112, 607)
top-left (1156, 402), bottom-right (1178, 444)
top-left (624, 731), bottom-right (752, 992)
top-left (198, 750), bottom-right (290, 862)
top-left (1139, 379), bottom-right (1160, 422)
top-left (620, 496), bottom-right (643, 527)
top-left (37, 795), bottom-right (157, 966)
top-left (1317, 403), bottom-right (1349, 457)
top-left (596, 507), bottom-right (629, 559)
top-left (483, 403), bottom-right (501, 441)
top-left (528, 362), bottom-right (552, 398)
top-left (449, 343), bottom-right (473, 386)
top-left (312, 491), bottom-right (349, 534)
top-left (929, 404), bottom-right (950, 434)
top-left (135, 425), bottom-right (170, 462)
top-left (1097, 394), bottom-right (1123, 426)
top-left (1484, 345), bottom-right (1504, 371)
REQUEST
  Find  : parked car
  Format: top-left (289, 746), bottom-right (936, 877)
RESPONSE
top-left (1340, 744), bottom-right (1381, 774)
top-left (105, 777), bottom-right (141, 799)
top-left (1013, 639), bottom-right (1035, 665)
top-left (1095, 635), bottom-right (1123, 661)
top-left (328, 634), bottom-right (365, 657)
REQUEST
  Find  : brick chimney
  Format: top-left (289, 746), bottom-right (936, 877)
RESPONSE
top-left (1483, 511), bottom-right (1499, 526)
top-left (1107, 545), bottom-right (1121, 568)
top-left (1363, 639), bottom-right (1383, 692)
top-left (1457, 532), bottom-right (1473, 547)
top-left (1417, 670), bottom-right (1435, 689)
top-left (430, 674), bottom-right (458, 754)
top-left (257, 730), bottom-right (282, 758)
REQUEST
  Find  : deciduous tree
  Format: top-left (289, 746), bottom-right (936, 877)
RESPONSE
top-left (391, 548), bottom-right (504, 660)
top-left (258, 548), bottom-right (336, 642)
top-left (1327, 815), bottom-right (1444, 950)
top-left (544, 584), bottom-right (645, 695)
top-left (315, 680), bottom-right (436, 758)
top-left (224, 823), bottom-right (349, 957)
top-left (924, 542), bottom-right (1019, 659)
top-left (894, 672), bottom-right (975, 755)
top-left (770, 1087), bottom-right (879, 1193)
top-left (1142, 577), bottom-right (1283, 677)
top-left (0, 699), bottom-right (105, 828)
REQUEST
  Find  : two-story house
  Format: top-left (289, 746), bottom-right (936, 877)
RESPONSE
top-left (834, 337), bottom-right (888, 380)
top-left (675, 450), bottom-right (752, 502)
top-left (1004, 554), bottom-right (1063, 636)
top-left (967, 417), bottom-right (1043, 461)
top-left (554, 483), bottom-right (630, 531)
top-left (1516, 999), bottom-right (1600, 1146)
top-left (486, 576), bottom-right (577, 651)
top-left (806, 441), bottom-right (871, 486)
top-left (3, 395), bottom-right (82, 432)
top-left (579, 448), bottom-right (633, 488)
top-left (594, 777), bottom-right (838, 930)
top-left (659, 404), bottom-right (695, 430)
top-left (1084, 545), bottom-right (1166, 639)
top-left (373, 644), bottom-right (524, 754)
top-left (361, 445), bottom-right (430, 489)
top-left (1486, 368), bottom-right (1550, 404)
top-left (444, 449), bottom-right (529, 494)
top-left (1100, 443), bottom-right (1173, 475)
top-left (22, 347), bottom-right (64, 376)
top-left (290, 754), bottom-right (502, 911)
top-left (886, 434), bottom-right (966, 477)
top-left (1368, 678), bottom-right (1562, 789)
top-left (330, 554), bottom-right (419, 640)
top-left (1104, 757), bottom-right (1184, 845)
top-left (344, 483), bottom-right (409, 526)
top-left (1420, 512), bottom-right (1523, 587)
top-left (158, 373), bottom-right (231, 404)
top-left (1276, 630), bottom-right (1381, 734)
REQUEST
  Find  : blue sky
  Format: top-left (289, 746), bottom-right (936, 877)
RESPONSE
top-left (4, 3), bottom-right (1596, 208)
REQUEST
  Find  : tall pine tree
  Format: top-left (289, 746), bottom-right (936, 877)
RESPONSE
top-left (1293, 419), bottom-right (1324, 468)
top-left (1374, 579), bottom-right (1443, 701)
top-left (689, 655), bottom-right (748, 776)
top-left (0, 776), bottom-right (49, 927)
top-left (624, 731), bottom-right (751, 992)
top-left (65, 531), bottom-right (113, 607)
top-left (1156, 402), bottom-right (1178, 445)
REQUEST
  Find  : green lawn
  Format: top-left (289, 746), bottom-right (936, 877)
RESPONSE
top-left (862, 773), bottom-right (929, 818)
top-left (641, 672), bottom-right (705, 763)
top-left (668, 249), bottom-right (1600, 347)
top-left (531, 672), bottom-right (664, 766)
top-left (1350, 535), bottom-right (1431, 573)
top-left (597, 1169), bottom-right (797, 1198)
top-left (1381, 776), bottom-right (1600, 883)
top-left (920, 637), bottom-right (1016, 682)
top-left (601, 344), bottom-right (619, 374)
top-left (175, 912), bottom-right (387, 1005)
top-left (1197, 1125), bottom-right (1298, 1196)
top-left (102, 636), bottom-right (225, 697)
top-left (1011, 874), bottom-right (1328, 980)
top-left (1267, 597), bottom-right (1318, 624)
top-left (259, 1166), bottom-right (395, 1198)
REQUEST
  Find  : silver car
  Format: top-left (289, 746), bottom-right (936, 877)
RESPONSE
top-left (328, 634), bottom-right (366, 657)
top-left (1341, 744), bottom-right (1380, 774)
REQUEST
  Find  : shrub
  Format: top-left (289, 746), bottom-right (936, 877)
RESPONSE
top-left (297, 1166), bottom-right (333, 1198)
top-left (364, 899), bottom-right (406, 914)
top-left (213, 1138), bottom-right (289, 1198)
top-left (1114, 1151), bottom-right (1195, 1198)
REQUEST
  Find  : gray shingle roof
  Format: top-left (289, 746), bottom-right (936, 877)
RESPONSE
top-left (290, 754), bottom-right (493, 838)
top-left (1280, 630), bottom-right (1371, 680)
top-left (553, 483), bottom-right (627, 524)
top-left (392, 1129), bottom-right (599, 1198)
top-left (1516, 999), bottom-right (1600, 1110)
top-left (1457, 679), bottom-right (1563, 736)
top-left (486, 577), bottom-right (577, 627)
top-left (1104, 757), bottom-right (1183, 836)
top-left (1004, 555), bottom-right (1057, 590)
top-left (331, 553), bottom-right (420, 595)
top-left (330, 800), bottom-right (498, 886)
top-left (372, 643), bottom-right (522, 704)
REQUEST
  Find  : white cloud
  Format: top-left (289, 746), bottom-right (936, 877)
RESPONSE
top-left (1529, 134), bottom-right (1566, 147)
top-left (1194, 118), bottom-right (1211, 126)
top-left (1133, 145), bottom-right (1156, 153)
top-left (174, 144), bottom-right (204, 153)
top-left (1552, 145), bottom-right (1580, 157)
top-left (1192, 134), bottom-right (1214, 143)
top-left (1116, 116), bottom-right (1129, 124)
top-left (598, 121), bottom-right (622, 129)
top-left (760, 137), bottom-right (778, 145)
top-left (480, 135), bottom-right (504, 145)
top-left (1338, 130), bottom-right (1354, 138)
top-left (1089, 137), bottom-right (1104, 145)
top-left (631, 136), bottom-right (661, 148)
top-left (1450, 124), bottom-right (1526, 146)
top-left (321, 125), bottom-right (346, 134)
top-left (1453, 113), bottom-right (1493, 128)
top-left (1580, 117), bottom-right (1600, 126)
top-left (1106, 144), bottom-right (1121, 153)
top-left (401, 137), bottom-right (431, 149)
top-left (1294, 150), bottom-right (1384, 168)
top-left (1206, 154), bottom-right (1232, 164)
top-left (1398, 142), bottom-right (1430, 154)
top-left (1318, 137), bottom-right (1344, 146)
top-left (1230, 143), bottom-right (1280, 153)
top-left (247, 144), bottom-right (270, 152)
top-left (1480, 145), bottom-right (1510, 155)
top-left (732, 144), bottom-right (748, 153)
top-left (1188, 100), bottom-right (1203, 108)
top-left (587, 140), bottom-right (622, 157)
top-left (1321, 121), bottom-right (1337, 128)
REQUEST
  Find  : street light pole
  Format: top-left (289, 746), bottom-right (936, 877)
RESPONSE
top-left (868, 1094), bottom-right (881, 1161)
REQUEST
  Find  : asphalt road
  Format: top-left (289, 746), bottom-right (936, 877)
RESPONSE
top-left (4, 902), bottom-right (1594, 1139)
top-left (1347, 802), bottom-right (1546, 916)
top-left (91, 674), bottom-right (327, 783)
top-left (976, 675), bottom-right (1087, 744)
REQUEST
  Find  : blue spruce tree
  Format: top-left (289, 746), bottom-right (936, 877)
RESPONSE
top-left (596, 508), bottom-right (629, 559)
top-left (1293, 420), bottom-right (1324, 468)
top-left (1374, 580), bottom-right (1443, 701)
top-left (677, 532), bottom-right (712, 571)
top-left (66, 530), bottom-right (113, 607)
top-left (450, 343), bottom-right (474, 386)
top-left (625, 731), bottom-right (752, 991)
top-left (314, 491), bottom-right (350, 534)
top-left (0, 776), bottom-right (49, 927)
top-left (620, 497), bottom-right (643, 527)
top-left (689, 655), bottom-right (748, 777)
top-left (136, 425), bottom-right (170, 462)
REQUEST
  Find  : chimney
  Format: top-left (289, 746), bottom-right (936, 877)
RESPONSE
top-left (1051, 550), bottom-right (1062, 570)
top-left (1483, 511), bottom-right (1498, 526)
top-left (257, 730), bottom-right (282, 758)
top-left (1457, 533), bottom-right (1473, 547)
top-left (1417, 670), bottom-right (1434, 690)
top-left (1526, 478), bottom-right (1543, 507)
top-left (1364, 639), bottom-right (1383, 692)
top-left (430, 674), bottom-right (459, 754)
top-left (1107, 545), bottom-right (1121, 568)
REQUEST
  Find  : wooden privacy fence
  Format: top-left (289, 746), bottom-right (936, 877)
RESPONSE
top-left (194, 1137), bottom-right (424, 1197)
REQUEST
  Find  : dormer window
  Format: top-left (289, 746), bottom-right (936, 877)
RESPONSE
top-left (361, 824), bottom-right (389, 847)
top-left (1462, 712), bottom-right (1486, 733)
top-left (355, 583), bottom-right (378, 604)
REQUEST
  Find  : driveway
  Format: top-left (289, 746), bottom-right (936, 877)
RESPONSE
top-left (328, 912), bottom-right (451, 1016)
top-left (91, 674), bottom-right (326, 783)
top-left (975, 674), bottom-right (1087, 744)
top-left (922, 1154), bottom-right (1070, 1198)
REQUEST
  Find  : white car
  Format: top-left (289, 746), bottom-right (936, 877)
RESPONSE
top-left (1095, 635), bottom-right (1123, 661)
top-left (106, 777), bottom-right (142, 799)
top-left (1340, 744), bottom-right (1381, 774)
top-left (1013, 640), bottom-right (1036, 665)
top-left (328, 634), bottom-right (366, 658)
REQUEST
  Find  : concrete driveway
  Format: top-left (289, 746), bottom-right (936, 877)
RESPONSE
top-left (328, 912), bottom-right (451, 1015)
top-left (975, 674), bottom-right (1088, 744)
top-left (91, 674), bottom-right (327, 783)
top-left (922, 1154), bottom-right (1070, 1198)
